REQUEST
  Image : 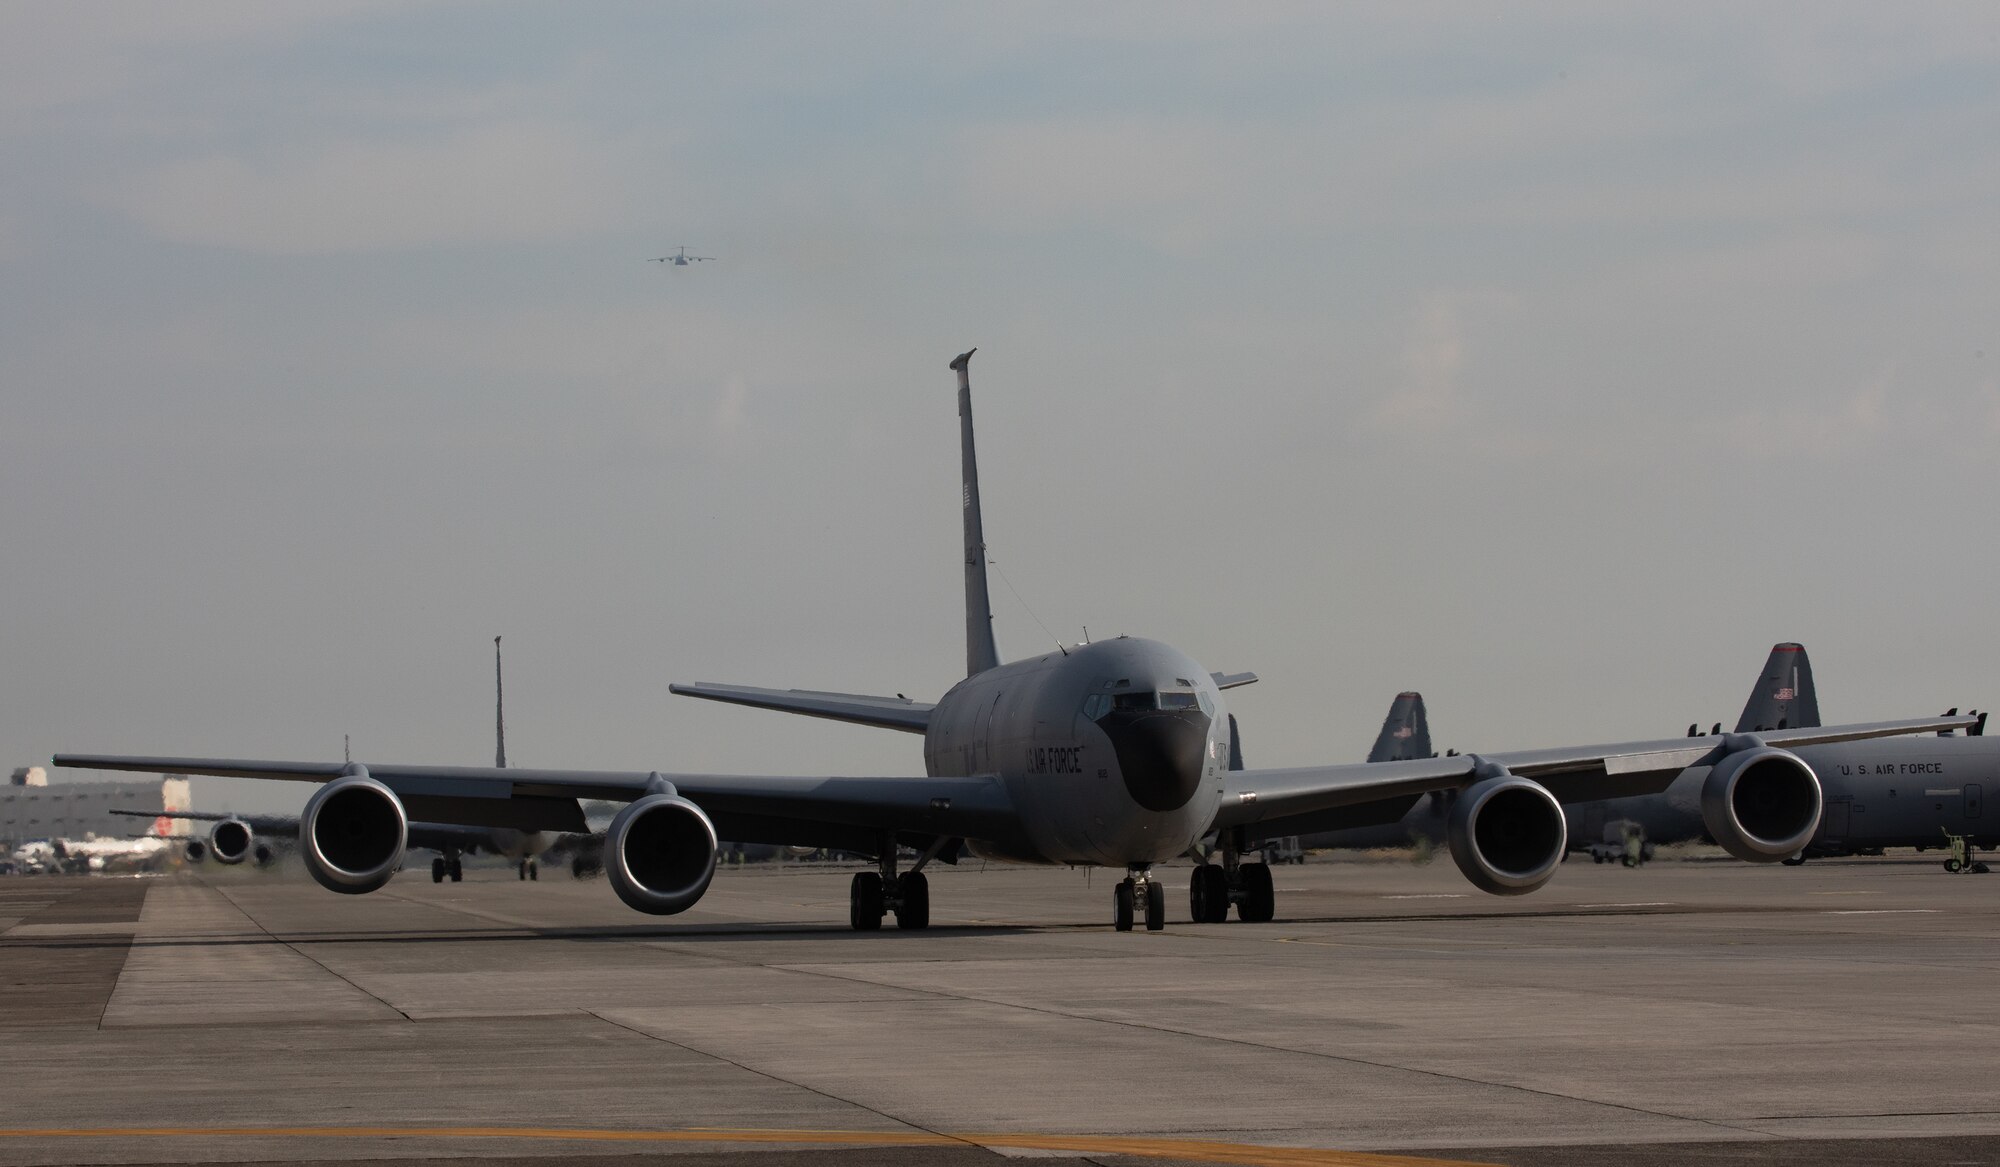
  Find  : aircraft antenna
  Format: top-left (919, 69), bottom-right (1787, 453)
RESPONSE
top-left (990, 555), bottom-right (1066, 656)
top-left (343, 734), bottom-right (350, 764)
top-left (952, 349), bottom-right (1002, 676)
top-left (495, 635), bottom-right (508, 769)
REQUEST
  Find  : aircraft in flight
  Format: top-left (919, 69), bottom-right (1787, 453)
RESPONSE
top-left (54, 351), bottom-right (1975, 931)
top-left (649, 247), bottom-right (713, 266)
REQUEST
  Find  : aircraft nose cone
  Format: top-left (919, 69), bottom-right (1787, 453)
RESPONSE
top-left (1097, 709), bottom-right (1211, 813)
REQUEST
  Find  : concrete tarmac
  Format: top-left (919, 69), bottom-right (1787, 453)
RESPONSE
top-left (1, 851), bottom-right (1996, 1167)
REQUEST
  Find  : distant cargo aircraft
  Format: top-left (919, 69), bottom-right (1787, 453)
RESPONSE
top-left (1316, 644), bottom-right (1991, 870)
top-left (55, 350), bottom-right (1974, 931)
top-left (1572, 644), bottom-right (1991, 867)
top-left (1367, 692), bottom-right (1434, 763)
top-left (649, 246), bottom-right (713, 266)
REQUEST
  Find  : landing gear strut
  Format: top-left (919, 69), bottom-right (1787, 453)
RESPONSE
top-left (848, 837), bottom-right (945, 931)
top-left (518, 858), bottom-right (538, 881)
top-left (1114, 866), bottom-right (1167, 932)
top-left (431, 854), bottom-right (464, 883)
top-left (1188, 832), bottom-right (1275, 923)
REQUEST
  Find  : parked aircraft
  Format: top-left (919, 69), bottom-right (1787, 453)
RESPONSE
top-left (54, 350), bottom-right (1974, 931)
top-left (1368, 692), bottom-right (1435, 763)
top-left (1570, 644), bottom-right (1992, 867)
top-left (1318, 645), bottom-right (1991, 870)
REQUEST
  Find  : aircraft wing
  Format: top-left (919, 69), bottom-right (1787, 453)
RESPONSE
top-left (56, 755), bottom-right (1020, 856)
top-left (667, 683), bottom-right (934, 733)
top-left (109, 807), bottom-right (300, 834)
top-left (1212, 715), bottom-right (1979, 835)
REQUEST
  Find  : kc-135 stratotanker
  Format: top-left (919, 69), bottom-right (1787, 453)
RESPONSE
top-left (56, 350), bottom-right (1977, 931)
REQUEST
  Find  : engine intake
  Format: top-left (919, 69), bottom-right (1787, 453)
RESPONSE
top-left (300, 770), bottom-right (407, 895)
top-left (210, 819), bottom-right (252, 865)
top-left (183, 839), bottom-right (207, 863)
top-left (605, 793), bottom-right (718, 915)
top-left (1700, 744), bottom-right (1821, 862)
top-left (1447, 773), bottom-right (1567, 896)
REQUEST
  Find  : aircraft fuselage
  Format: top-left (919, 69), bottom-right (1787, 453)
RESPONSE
top-left (923, 637), bottom-right (1230, 867)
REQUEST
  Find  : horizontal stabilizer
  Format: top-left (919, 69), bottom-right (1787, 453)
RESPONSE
top-left (668, 683), bottom-right (934, 733)
top-left (1210, 671), bottom-right (1259, 690)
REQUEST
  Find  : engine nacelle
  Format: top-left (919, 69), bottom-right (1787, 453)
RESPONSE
top-left (1699, 744), bottom-right (1821, 862)
top-left (300, 770), bottom-right (407, 895)
top-left (210, 819), bottom-right (253, 865)
top-left (1446, 774), bottom-right (1568, 896)
top-left (605, 793), bottom-right (718, 915)
top-left (183, 839), bottom-right (208, 863)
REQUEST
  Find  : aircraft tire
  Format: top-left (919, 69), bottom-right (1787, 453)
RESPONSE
top-left (1781, 855), bottom-right (1806, 866)
top-left (528, 860), bottom-right (538, 881)
top-left (1238, 862), bottom-right (1275, 923)
top-left (895, 872), bottom-right (929, 930)
top-left (431, 858), bottom-right (445, 883)
top-left (850, 871), bottom-right (884, 931)
top-left (1190, 864), bottom-right (1229, 923)
top-left (518, 860), bottom-right (528, 881)
top-left (1144, 881), bottom-right (1165, 932)
top-left (1113, 880), bottom-right (1135, 932)
top-left (1945, 858), bottom-right (1962, 873)
top-left (449, 859), bottom-right (463, 882)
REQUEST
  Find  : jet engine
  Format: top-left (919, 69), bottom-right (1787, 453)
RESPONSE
top-left (1699, 743), bottom-right (1821, 862)
top-left (183, 839), bottom-right (208, 863)
top-left (300, 770), bottom-right (407, 895)
top-left (1446, 773), bottom-right (1568, 896)
top-left (209, 818), bottom-right (253, 865)
top-left (605, 793), bottom-right (718, 915)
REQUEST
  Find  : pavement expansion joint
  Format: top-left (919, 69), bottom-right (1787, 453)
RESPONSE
top-left (0, 1126), bottom-right (1503, 1167)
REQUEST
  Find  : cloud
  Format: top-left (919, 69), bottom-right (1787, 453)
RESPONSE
top-left (1370, 295), bottom-right (1469, 435)
top-left (102, 121), bottom-right (638, 254)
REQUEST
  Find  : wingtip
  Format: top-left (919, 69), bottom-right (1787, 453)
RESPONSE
top-left (949, 347), bottom-right (977, 371)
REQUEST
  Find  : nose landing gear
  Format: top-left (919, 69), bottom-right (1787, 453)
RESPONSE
top-left (517, 858), bottom-right (538, 881)
top-left (1114, 866), bottom-right (1167, 932)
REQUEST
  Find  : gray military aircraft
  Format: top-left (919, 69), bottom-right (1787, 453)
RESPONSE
top-left (1569, 643), bottom-right (1993, 867)
top-left (1368, 692), bottom-right (1435, 763)
top-left (649, 246), bottom-right (713, 266)
top-left (52, 350), bottom-right (1976, 932)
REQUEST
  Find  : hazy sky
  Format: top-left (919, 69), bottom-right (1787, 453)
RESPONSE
top-left (5, 4), bottom-right (1998, 816)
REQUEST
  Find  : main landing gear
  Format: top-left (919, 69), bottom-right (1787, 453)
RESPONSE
top-left (1113, 866), bottom-right (1167, 932)
top-left (430, 854), bottom-right (463, 883)
top-left (1186, 833), bottom-right (1275, 924)
top-left (517, 858), bottom-right (538, 881)
top-left (848, 837), bottom-right (947, 931)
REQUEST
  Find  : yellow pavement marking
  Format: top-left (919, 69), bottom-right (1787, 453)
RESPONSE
top-left (0, 1125), bottom-right (1497, 1166)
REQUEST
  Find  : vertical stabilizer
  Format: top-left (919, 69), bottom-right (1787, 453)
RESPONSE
top-left (494, 635), bottom-right (508, 768)
top-left (953, 349), bottom-right (1001, 676)
top-left (1368, 692), bottom-right (1433, 762)
top-left (1735, 642), bottom-right (1819, 732)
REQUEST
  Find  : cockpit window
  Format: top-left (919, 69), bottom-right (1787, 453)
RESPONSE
top-left (1158, 692), bottom-right (1199, 710)
top-left (1113, 692), bottom-right (1157, 712)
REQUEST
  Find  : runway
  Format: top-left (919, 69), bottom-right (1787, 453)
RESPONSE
top-left (2, 852), bottom-right (1996, 1166)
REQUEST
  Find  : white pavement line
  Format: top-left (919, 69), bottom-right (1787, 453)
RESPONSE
top-left (1822, 909), bottom-right (1941, 915)
top-left (1575, 902), bottom-right (1674, 908)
